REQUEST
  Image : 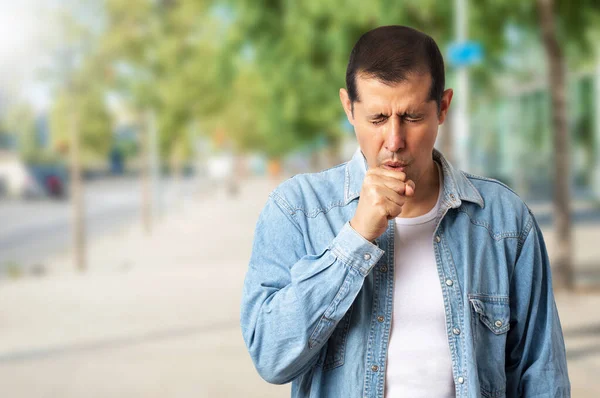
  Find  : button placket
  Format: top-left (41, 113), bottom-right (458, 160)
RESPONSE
top-left (362, 225), bottom-right (393, 396)
top-left (435, 228), bottom-right (466, 395)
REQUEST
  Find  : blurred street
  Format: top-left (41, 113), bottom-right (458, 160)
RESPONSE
top-left (0, 177), bottom-right (288, 398)
top-left (0, 176), bottom-right (202, 273)
top-left (0, 177), bottom-right (598, 397)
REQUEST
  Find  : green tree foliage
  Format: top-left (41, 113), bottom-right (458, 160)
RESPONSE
top-left (84, 0), bottom-right (600, 162)
top-left (102, 0), bottom-right (222, 162)
top-left (2, 103), bottom-right (38, 158)
top-left (99, 0), bottom-right (458, 159)
top-left (43, 3), bottom-right (115, 167)
top-left (50, 85), bottom-right (112, 166)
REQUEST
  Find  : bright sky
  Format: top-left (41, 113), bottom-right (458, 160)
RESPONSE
top-left (0, 1), bottom-right (58, 112)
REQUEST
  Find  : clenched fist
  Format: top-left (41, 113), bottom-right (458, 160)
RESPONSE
top-left (350, 168), bottom-right (415, 242)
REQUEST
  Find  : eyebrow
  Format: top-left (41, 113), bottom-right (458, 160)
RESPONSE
top-left (367, 111), bottom-right (424, 119)
top-left (368, 113), bottom-right (389, 119)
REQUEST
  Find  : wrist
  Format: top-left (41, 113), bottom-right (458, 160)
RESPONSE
top-left (349, 218), bottom-right (376, 243)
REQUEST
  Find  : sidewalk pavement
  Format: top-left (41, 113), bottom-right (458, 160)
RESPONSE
top-left (0, 178), bottom-right (289, 398)
top-left (0, 177), bottom-right (599, 397)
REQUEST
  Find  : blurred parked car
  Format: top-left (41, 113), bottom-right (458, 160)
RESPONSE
top-left (0, 152), bottom-right (68, 199)
top-left (29, 163), bottom-right (69, 199)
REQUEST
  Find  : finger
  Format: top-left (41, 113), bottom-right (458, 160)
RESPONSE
top-left (371, 174), bottom-right (411, 196)
top-left (405, 180), bottom-right (416, 197)
top-left (367, 167), bottom-right (406, 182)
top-left (379, 186), bottom-right (406, 208)
top-left (368, 186), bottom-right (404, 219)
top-left (384, 198), bottom-right (403, 219)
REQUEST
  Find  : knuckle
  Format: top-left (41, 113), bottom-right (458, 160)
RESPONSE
top-left (367, 186), bottom-right (379, 197)
top-left (378, 206), bottom-right (388, 217)
top-left (373, 195), bottom-right (384, 206)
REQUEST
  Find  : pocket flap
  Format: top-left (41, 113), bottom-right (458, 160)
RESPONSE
top-left (469, 295), bottom-right (510, 335)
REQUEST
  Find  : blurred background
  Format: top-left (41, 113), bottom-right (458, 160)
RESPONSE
top-left (1, 0), bottom-right (599, 396)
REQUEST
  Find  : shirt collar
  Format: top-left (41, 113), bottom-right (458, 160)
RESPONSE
top-left (344, 147), bottom-right (484, 209)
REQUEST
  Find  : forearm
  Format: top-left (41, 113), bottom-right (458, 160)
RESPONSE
top-left (241, 221), bottom-right (383, 384)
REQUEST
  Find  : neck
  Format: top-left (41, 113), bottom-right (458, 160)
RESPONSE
top-left (398, 160), bottom-right (440, 218)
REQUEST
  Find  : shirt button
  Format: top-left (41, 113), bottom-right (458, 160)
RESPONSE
top-left (495, 320), bottom-right (503, 328)
top-left (445, 279), bottom-right (453, 286)
top-left (371, 365), bottom-right (379, 372)
top-left (452, 327), bottom-right (461, 335)
top-left (435, 235), bottom-right (441, 243)
top-left (363, 253), bottom-right (371, 261)
top-left (379, 265), bottom-right (388, 273)
top-left (457, 376), bottom-right (465, 384)
top-left (377, 316), bottom-right (385, 323)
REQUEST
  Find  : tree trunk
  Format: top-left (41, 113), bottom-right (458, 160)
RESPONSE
top-left (142, 111), bottom-right (153, 235)
top-left (70, 95), bottom-right (86, 271)
top-left (537, 0), bottom-right (574, 290)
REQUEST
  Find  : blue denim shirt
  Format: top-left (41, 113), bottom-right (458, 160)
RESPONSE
top-left (241, 149), bottom-right (570, 397)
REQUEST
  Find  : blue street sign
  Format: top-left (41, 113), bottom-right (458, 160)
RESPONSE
top-left (447, 41), bottom-right (483, 67)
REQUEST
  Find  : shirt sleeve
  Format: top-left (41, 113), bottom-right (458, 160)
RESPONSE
top-left (505, 211), bottom-right (571, 396)
top-left (240, 194), bottom-right (383, 385)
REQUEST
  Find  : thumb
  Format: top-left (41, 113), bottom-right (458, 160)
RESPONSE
top-left (405, 180), bottom-right (416, 196)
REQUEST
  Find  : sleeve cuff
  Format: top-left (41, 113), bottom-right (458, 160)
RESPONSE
top-left (329, 222), bottom-right (385, 276)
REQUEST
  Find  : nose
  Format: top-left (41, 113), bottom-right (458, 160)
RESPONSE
top-left (384, 116), bottom-right (405, 152)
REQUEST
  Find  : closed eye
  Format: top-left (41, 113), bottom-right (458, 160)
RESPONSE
top-left (403, 115), bottom-right (423, 123)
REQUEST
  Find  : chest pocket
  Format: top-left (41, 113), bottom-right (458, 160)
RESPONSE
top-left (323, 304), bottom-right (354, 371)
top-left (469, 294), bottom-right (511, 398)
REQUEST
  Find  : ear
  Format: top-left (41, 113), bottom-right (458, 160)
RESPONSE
top-left (339, 88), bottom-right (355, 126)
top-left (438, 88), bottom-right (454, 125)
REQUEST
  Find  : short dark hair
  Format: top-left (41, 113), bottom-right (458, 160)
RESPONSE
top-left (345, 25), bottom-right (445, 112)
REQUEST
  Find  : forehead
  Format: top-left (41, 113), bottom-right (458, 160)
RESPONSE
top-left (355, 72), bottom-right (433, 112)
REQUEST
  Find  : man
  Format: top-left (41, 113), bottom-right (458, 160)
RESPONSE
top-left (241, 26), bottom-right (570, 397)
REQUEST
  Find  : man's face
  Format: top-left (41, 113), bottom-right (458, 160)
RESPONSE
top-left (340, 72), bottom-right (452, 185)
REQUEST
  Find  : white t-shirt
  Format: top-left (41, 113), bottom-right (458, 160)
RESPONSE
top-left (384, 162), bottom-right (455, 397)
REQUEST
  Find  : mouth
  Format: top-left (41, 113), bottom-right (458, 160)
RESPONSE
top-left (382, 161), bottom-right (408, 172)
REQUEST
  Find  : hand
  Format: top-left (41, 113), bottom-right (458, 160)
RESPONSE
top-left (350, 168), bottom-right (415, 242)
